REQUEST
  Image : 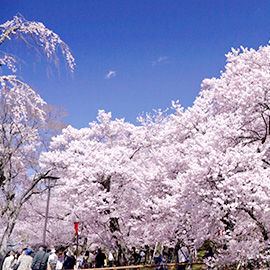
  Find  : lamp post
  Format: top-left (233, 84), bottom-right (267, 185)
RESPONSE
top-left (42, 176), bottom-right (59, 245)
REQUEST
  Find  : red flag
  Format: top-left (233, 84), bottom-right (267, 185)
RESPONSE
top-left (74, 222), bottom-right (79, 235)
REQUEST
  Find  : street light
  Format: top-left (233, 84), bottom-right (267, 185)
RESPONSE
top-left (42, 176), bottom-right (59, 245)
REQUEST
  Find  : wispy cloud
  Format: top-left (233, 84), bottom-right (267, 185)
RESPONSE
top-left (152, 56), bottom-right (168, 66)
top-left (105, 70), bottom-right (116, 79)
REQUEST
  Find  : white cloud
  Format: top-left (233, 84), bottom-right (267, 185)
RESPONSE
top-left (105, 70), bottom-right (116, 79)
top-left (151, 56), bottom-right (168, 66)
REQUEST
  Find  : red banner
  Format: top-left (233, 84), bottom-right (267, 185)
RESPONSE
top-left (74, 222), bottom-right (79, 236)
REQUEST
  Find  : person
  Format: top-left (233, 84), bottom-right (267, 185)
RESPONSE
top-left (81, 251), bottom-right (89, 269)
top-left (139, 250), bottom-right (145, 264)
top-left (10, 252), bottom-right (19, 270)
top-left (2, 251), bottom-right (15, 270)
top-left (55, 252), bottom-right (64, 270)
top-left (155, 252), bottom-right (168, 270)
top-left (31, 246), bottom-right (49, 270)
top-left (63, 252), bottom-right (75, 270)
top-left (202, 247), bottom-right (214, 261)
top-left (76, 252), bottom-right (84, 269)
top-left (129, 247), bottom-right (140, 265)
top-left (48, 249), bottom-right (57, 270)
top-left (177, 244), bottom-right (190, 270)
top-left (17, 249), bottom-right (33, 270)
top-left (95, 249), bottom-right (106, 268)
top-left (148, 250), bottom-right (154, 264)
top-left (107, 251), bottom-right (114, 267)
top-left (116, 249), bottom-right (126, 266)
top-left (89, 251), bottom-right (96, 268)
top-left (167, 248), bottom-right (174, 263)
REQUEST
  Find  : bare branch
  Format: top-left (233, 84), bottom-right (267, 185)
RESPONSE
top-left (20, 171), bottom-right (51, 205)
top-left (238, 206), bottom-right (269, 241)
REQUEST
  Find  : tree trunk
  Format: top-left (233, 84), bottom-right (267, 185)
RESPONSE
top-left (0, 207), bottom-right (21, 265)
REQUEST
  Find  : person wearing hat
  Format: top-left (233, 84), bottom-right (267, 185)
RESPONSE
top-left (31, 246), bottom-right (49, 270)
top-left (17, 248), bottom-right (33, 270)
top-left (48, 249), bottom-right (57, 270)
top-left (63, 251), bottom-right (76, 270)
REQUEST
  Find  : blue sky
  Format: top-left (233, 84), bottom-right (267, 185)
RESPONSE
top-left (1, 0), bottom-right (270, 128)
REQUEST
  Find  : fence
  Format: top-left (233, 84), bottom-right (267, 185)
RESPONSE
top-left (86, 262), bottom-right (206, 270)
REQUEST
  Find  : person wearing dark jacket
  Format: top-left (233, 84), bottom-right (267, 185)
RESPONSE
top-left (95, 249), bottom-right (106, 268)
top-left (31, 246), bottom-right (49, 270)
top-left (63, 252), bottom-right (76, 270)
top-left (129, 247), bottom-right (140, 265)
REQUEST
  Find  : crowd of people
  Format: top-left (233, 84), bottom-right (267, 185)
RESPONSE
top-left (1, 244), bottom-right (194, 270)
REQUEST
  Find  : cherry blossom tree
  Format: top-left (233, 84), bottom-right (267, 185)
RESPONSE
top-left (40, 109), bottom-right (191, 259)
top-left (7, 193), bottom-right (74, 250)
top-left (41, 43), bottom-right (270, 267)
top-left (170, 45), bottom-right (270, 264)
top-left (40, 111), bottom-right (148, 250)
top-left (0, 14), bottom-right (75, 262)
top-left (0, 14), bottom-right (75, 72)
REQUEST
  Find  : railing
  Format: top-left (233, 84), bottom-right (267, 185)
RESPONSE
top-left (83, 262), bottom-right (206, 270)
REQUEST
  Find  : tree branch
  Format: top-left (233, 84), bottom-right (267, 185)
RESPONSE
top-left (0, 27), bottom-right (20, 46)
top-left (238, 206), bottom-right (268, 241)
top-left (20, 171), bottom-right (51, 205)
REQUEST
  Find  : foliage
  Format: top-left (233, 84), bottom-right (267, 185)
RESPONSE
top-left (0, 14), bottom-right (75, 72)
top-left (40, 43), bottom-right (270, 265)
top-left (2, 13), bottom-right (270, 267)
top-left (0, 14), bottom-right (74, 260)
